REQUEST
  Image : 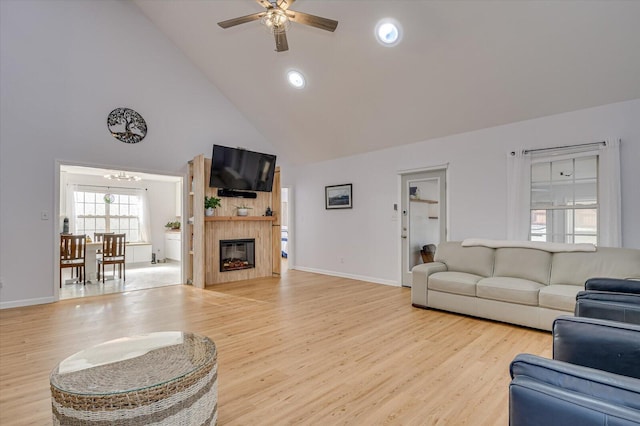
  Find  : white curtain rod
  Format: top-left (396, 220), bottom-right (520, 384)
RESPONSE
top-left (524, 140), bottom-right (606, 154)
top-left (511, 141), bottom-right (606, 156)
top-left (71, 184), bottom-right (147, 191)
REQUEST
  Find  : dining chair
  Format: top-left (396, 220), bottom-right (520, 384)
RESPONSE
top-left (60, 234), bottom-right (86, 287)
top-left (98, 233), bottom-right (126, 283)
top-left (93, 232), bottom-right (114, 264)
top-left (94, 232), bottom-right (114, 242)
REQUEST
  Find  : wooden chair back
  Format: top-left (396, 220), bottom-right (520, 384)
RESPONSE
top-left (94, 232), bottom-right (114, 242)
top-left (98, 233), bottom-right (126, 283)
top-left (102, 234), bottom-right (126, 259)
top-left (60, 234), bottom-right (86, 262)
top-left (60, 234), bottom-right (86, 286)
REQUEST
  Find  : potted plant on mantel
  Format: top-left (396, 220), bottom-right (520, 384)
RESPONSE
top-left (204, 196), bottom-right (221, 217)
top-left (235, 204), bottom-right (253, 217)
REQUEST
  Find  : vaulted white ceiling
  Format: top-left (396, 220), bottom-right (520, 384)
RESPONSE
top-left (134, 0), bottom-right (640, 165)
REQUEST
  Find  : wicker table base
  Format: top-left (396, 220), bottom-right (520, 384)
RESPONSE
top-left (50, 332), bottom-right (217, 425)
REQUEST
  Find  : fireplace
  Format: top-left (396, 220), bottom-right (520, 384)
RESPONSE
top-left (220, 239), bottom-right (255, 272)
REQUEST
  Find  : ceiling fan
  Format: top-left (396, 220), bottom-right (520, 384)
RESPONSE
top-left (217, 0), bottom-right (338, 52)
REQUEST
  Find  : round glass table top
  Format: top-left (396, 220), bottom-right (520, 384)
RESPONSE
top-left (50, 331), bottom-right (216, 395)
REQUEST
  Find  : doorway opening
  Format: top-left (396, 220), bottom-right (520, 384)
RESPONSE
top-left (400, 168), bottom-right (447, 287)
top-left (58, 164), bottom-right (183, 300)
top-left (280, 187), bottom-right (290, 273)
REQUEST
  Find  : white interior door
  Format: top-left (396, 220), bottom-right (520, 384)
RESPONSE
top-left (401, 169), bottom-right (446, 287)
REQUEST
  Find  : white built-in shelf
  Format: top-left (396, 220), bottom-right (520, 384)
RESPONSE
top-left (410, 198), bottom-right (438, 204)
top-left (410, 198), bottom-right (439, 219)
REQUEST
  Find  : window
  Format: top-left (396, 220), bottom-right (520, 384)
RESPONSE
top-left (530, 155), bottom-right (598, 244)
top-left (509, 139), bottom-right (619, 246)
top-left (74, 191), bottom-right (141, 242)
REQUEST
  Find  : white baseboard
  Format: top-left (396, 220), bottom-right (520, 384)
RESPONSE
top-left (0, 296), bottom-right (56, 310)
top-left (293, 266), bottom-right (399, 287)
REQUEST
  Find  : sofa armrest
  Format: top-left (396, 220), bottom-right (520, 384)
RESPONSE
top-left (510, 354), bottom-right (640, 426)
top-left (575, 291), bottom-right (640, 324)
top-left (411, 262), bottom-right (447, 307)
top-left (552, 316), bottom-right (640, 379)
top-left (585, 277), bottom-right (640, 294)
top-left (411, 261), bottom-right (447, 277)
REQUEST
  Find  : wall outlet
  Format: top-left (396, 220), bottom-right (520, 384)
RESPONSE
top-left (41, 210), bottom-right (49, 220)
top-left (340, 257), bottom-right (344, 263)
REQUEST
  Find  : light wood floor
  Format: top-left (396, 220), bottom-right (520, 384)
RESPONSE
top-left (0, 270), bottom-right (551, 425)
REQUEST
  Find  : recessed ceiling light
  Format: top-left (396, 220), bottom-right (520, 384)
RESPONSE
top-left (375, 19), bottom-right (401, 46)
top-left (287, 70), bottom-right (306, 88)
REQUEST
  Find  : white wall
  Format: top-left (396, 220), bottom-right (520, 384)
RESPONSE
top-left (291, 99), bottom-right (640, 286)
top-left (0, 0), bottom-right (276, 307)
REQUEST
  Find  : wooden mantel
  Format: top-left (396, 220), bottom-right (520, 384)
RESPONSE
top-left (205, 216), bottom-right (276, 222)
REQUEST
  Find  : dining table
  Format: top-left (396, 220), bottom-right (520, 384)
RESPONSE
top-left (84, 241), bottom-right (103, 283)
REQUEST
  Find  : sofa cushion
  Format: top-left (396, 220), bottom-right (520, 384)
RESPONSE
top-left (493, 248), bottom-right (551, 285)
top-left (550, 247), bottom-right (640, 286)
top-left (539, 285), bottom-right (581, 312)
top-left (477, 277), bottom-right (544, 306)
top-left (434, 241), bottom-right (494, 277)
top-left (428, 271), bottom-right (481, 296)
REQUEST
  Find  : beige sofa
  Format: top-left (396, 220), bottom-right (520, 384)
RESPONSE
top-left (411, 240), bottom-right (640, 330)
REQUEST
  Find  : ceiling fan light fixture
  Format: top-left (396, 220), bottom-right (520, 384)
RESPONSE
top-left (261, 9), bottom-right (290, 34)
top-left (287, 70), bottom-right (306, 88)
top-left (375, 18), bottom-right (402, 46)
top-left (218, 2), bottom-right (338, 53)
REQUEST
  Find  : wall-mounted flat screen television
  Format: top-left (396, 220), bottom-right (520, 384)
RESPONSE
top-left (209, 145), bottom-right (277, 192)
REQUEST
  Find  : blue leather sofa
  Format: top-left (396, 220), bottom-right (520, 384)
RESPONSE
top-left (509, 316), bottom-right (640, 425)
top-left (575, 277), bottom-right (640, 324)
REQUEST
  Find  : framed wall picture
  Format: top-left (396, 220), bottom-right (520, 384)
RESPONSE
top-left (325, 184), bottom-right (352, 209)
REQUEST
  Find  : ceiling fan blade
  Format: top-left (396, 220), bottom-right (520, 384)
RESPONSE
top-left (218, 12), bottom-right (265, 29)
top-left (256, 0), bottom-right (274, 9)
top-left (274, 31), bottom-right (289, 52)
top-left (277, 0), bottom-right (295, 10)
top-left (286, 10), bottom-right (338, 32)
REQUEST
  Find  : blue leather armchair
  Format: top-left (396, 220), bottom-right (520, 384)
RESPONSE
top-left (575, 277), bottom-right (640, 324)
top-left (509, 316), bottom-right (640, 426)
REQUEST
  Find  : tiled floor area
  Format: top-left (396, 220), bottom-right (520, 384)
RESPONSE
top-left (60, 262), bottom-right (182, 300)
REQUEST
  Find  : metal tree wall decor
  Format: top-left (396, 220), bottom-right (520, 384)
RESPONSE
top-left (107, 107), bottom-right (147, 144)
